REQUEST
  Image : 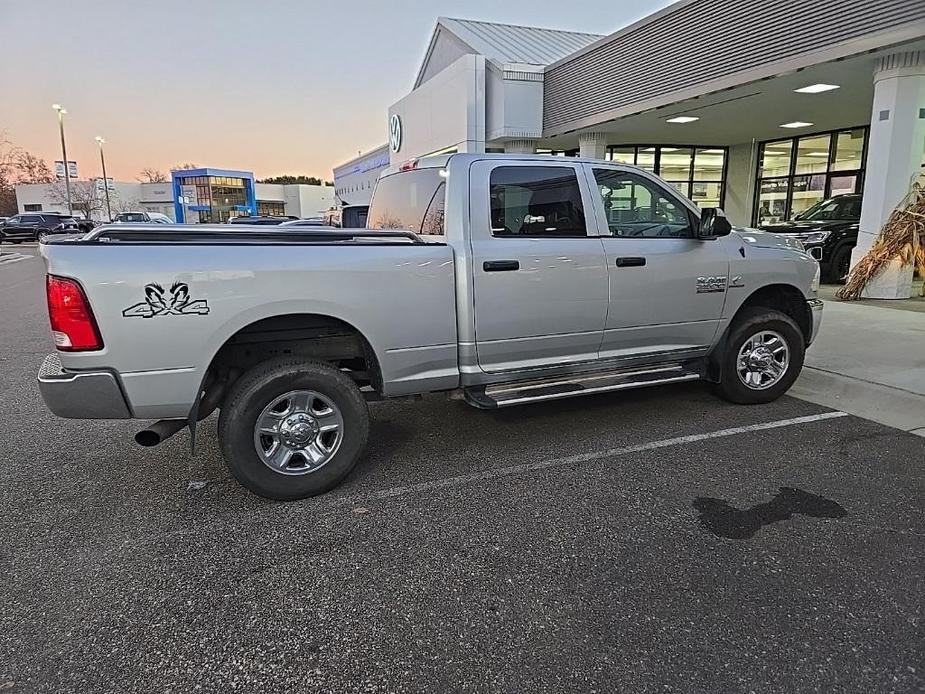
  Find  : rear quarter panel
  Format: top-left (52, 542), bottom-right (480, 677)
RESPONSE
top-left (42, 243), bottom-right (458, 418)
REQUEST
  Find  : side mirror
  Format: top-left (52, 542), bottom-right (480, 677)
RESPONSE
top-left (698, 208), bottom-right (732, 239)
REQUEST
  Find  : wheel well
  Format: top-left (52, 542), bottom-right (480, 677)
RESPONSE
top-left (203, 314), bottom-right (382, 409)
top-left (734, 284), bottom-right (811, 344)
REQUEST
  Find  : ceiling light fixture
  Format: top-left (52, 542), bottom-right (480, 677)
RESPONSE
top-left (666, 116), bottom-right (699, 123)
top-left (780, 121), bottom-right (814, 129)
top-left (794, 83), bottom-right (840, 94)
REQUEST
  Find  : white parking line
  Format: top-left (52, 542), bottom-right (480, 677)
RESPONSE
top-left (350, 411), bottom-right (850, 504)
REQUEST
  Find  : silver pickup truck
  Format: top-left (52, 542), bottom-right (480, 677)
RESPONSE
top-left (38, 153), bottom-right (822, 500)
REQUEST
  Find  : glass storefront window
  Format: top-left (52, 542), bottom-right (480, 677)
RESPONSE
top-left (757, 178), bottom-right (790, 225)
top-left (691, 180), bottom-right (723, 208)
top-left (635, 148), bottom-right (656, 172)
top-left (693, 148), bottom-right (725, 181)
top-left (789, 174), bottom-right (827, 217)
top-left (604, 144), bottom-right (727, 208)
top-left (759, 141), bottom-right (792, 178)
top-left (608, 147), bottom-right (635, 165)
top-left (659, 147), bottom-right (693, 180)
top-left (832, 128), bottom-right (865, 171)
top-left (754, 127), bottom-right (868, 225)
top-left (795, 134), bottom-right (831, 175)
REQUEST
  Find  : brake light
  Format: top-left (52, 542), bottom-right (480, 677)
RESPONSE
top-left (46, 275), bottom-right (103, 351)
top-left (399, 159), bottom-right (419, 171)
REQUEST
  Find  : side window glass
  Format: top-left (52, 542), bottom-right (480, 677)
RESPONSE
top-left (489, 166), bottom-right (587, 237)
top-left (420, 182), bottom-right (445, 236)
top-left (593, 169), bottom-right (692, 238)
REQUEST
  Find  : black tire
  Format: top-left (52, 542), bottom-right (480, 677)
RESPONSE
top-left (825, 245), bottom-right (852, 284)
top-left (218, 358), bottom-right (370, 500)
top-left (37, 231), bottom-right (48, 244)
top-left (714, 308), bottom-right (805, 404)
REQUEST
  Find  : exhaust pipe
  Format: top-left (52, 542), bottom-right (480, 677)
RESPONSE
top-left (135, 419), bottom-right (187, 447)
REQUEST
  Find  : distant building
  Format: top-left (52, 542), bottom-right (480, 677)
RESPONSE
top-left (16, 166), bottom-right (334, 223)
top-left (333, 145), bottom-right (390, 207)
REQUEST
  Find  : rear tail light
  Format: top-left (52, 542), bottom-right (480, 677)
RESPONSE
top-left (46, 275), bottom-right (103, 351)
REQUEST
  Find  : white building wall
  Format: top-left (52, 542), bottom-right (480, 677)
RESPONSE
top-left (388, 54), bottom-right (486, 164)
top-left (333, 145), bottom-right (390, 206)
top-left (485, 64), bottom-right (544, 144)
top-left (723, 142), bottom-right (758, 227)
top-left (297, 185), bottom-right (335, 217)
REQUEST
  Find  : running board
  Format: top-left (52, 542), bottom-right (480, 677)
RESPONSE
top-left (464, 363), bottom-right (701, 409)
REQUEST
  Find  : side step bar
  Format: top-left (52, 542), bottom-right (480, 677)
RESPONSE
top-left (464, 363), bottom-right (701, 409)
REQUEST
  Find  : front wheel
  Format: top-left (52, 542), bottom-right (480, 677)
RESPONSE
top-left (218, 358), bottom-right (370, 500)
top-left (825, 245), bottom-right (852, 284)
top-left (714, 308), bottom-right (805, 404)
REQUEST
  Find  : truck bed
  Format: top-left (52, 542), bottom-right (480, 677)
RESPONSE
top-left (41, 224), bottom-right (459, 419)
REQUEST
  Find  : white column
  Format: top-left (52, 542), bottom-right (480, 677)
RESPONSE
top-left (578, 131), bottom-right (608, 159)
top-left (851, 51), bottom-right (925, 287)
top-left (504, 139), bottom-right (538, 154)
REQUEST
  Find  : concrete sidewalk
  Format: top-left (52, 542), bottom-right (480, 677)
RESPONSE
top-left (792, 293), bottom-right (925, 436)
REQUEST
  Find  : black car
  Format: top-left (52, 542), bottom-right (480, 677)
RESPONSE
top-left (228, 215), bottom-right (298, 226)
top-left (0, 212), bottom-right (80, 243)
top-left (760, 193), bottom-right (861, 282)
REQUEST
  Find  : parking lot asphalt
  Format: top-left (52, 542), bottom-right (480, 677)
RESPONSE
top-left (1, 254), bottom-right (923, 694)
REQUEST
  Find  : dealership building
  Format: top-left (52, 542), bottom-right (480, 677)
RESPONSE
top-left (334, 0), bottom-right (925, 273)
top-left (16, 168), bottom-right (334, 223)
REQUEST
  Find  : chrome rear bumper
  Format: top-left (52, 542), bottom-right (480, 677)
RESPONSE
top-left (37, 353), bottom-right (131, 419)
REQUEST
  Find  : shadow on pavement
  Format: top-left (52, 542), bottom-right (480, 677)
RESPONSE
top-left (694, 487), bottom-right (848, 539)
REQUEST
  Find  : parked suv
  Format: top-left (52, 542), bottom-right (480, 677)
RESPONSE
top-left (0, 213), bottom-right (79, 243)
top-left (760, 193), bottom-right (860, 282)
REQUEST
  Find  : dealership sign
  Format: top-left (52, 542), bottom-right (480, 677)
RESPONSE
top-left (54, 160), bottom-right (78, 179)
top-left (389, 114), bottom-right (402, 153)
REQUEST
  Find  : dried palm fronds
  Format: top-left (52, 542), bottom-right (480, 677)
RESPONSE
top-left (838, 182), bottom-right (925, 300)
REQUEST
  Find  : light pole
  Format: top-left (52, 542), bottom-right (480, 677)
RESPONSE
top-left (52, 104), bottom-right (72, 215)
top-left (95, 136), bottom-right (112, 222)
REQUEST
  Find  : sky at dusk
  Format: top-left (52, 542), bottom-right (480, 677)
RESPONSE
top-left (0, 0), bottom-right (672, 182)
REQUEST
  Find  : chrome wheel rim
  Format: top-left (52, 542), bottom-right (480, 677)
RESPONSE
top-left (736, 330), bottom-right (790, 390)
top-left (253, 390), bottom-right (344, 475)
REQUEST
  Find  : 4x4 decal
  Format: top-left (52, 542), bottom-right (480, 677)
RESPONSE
top-left (122, 282), bottom-right (210, 318)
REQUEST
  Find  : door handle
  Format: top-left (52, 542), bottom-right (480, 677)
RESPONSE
top-left (483, 260), bottom-right (520, 272)
top-left (615, 257), bottom-right (646, 267)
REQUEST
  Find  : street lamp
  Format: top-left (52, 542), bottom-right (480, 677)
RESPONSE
top-left (52, 104), bottom-right (72, 215)
top-left (95, 136), bottom-right (112, 222)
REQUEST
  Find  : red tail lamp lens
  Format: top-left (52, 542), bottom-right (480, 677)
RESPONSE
top-left (46, 275), bottom-right (103, 351)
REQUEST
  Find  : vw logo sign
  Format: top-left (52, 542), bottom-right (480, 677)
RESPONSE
top-left (388, 114), bottom-right (402, 153)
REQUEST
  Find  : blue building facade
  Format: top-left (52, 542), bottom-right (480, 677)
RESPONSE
top-left (171, 168), bottom-right (257, 223)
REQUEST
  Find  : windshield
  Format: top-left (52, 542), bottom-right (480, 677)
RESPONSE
top-left (794, 196), bottom-right (860, 222)
top-left (117, 213), bottom-right (147, 222)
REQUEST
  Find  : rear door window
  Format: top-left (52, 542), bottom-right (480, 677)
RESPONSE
top-left (489, 166), bottom-right (587, 237)
top-left (367, 168), bottom-right (445, 235)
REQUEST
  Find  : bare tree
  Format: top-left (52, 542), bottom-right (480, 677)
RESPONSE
top-left (48, 180), bottom-right (111, 221)
top-left (15, 151), bottom-right (54, 184)
top-left (0, 135), bottom-right (17, 215)
top-left (137, 167), bottom-right (168, 183)
top-left (0, 134), bottom-right (55, 214)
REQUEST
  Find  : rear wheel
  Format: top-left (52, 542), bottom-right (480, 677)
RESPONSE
top-left (714, 308), bottom-right (805, 404)
top-left (218, 358), bottom-right (370, 500)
